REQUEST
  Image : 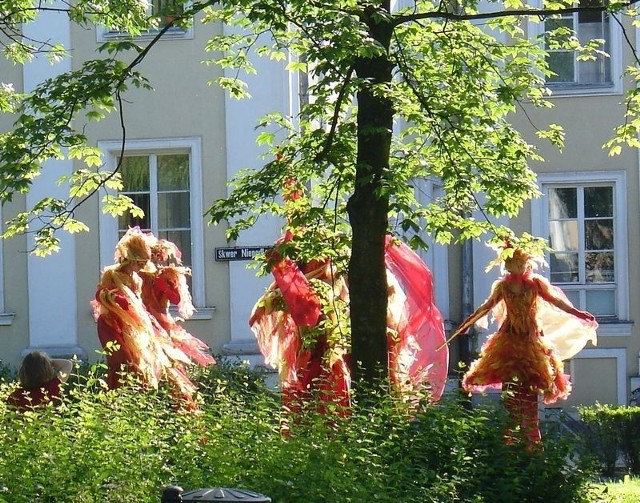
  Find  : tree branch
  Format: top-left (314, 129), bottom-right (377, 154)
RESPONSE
top-left (393, 0), bottom-right (640, 27)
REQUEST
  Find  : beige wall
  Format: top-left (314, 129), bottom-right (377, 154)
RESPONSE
top-left (70, 18), bottom-right (233, 359)
top-left (447, 15), bottom-right (640, 408)
top-left (0, 18), bottom-right (235, 368)
top-left (0, 38), bottom-right (30, 366)
top-left (565, 357), bottom-right (619, 409)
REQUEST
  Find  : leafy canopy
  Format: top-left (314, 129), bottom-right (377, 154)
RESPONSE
top-left (0, 0), bottom-right (637, 257)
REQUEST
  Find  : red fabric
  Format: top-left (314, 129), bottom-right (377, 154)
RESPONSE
top-left (384, 237), bottom-right (448, 401)
top-left (251, 235), bottom-right (448, 416)
top-left (140, 272), bottom-right (215, 367)
top-left (6, 377), bottom-right (63, 411)
top-left (251, 258), bottom-right (351, 414)
top-left (154, 276), bottom-right (181, 305)
top-left (504, 382), bottom-right (542, 446)
top-left (462, 273), bottom-right (572, 405)
top-left (271, 258), bottom-right (321, 327)
top-left (97, 315), bottom-right (137, 389)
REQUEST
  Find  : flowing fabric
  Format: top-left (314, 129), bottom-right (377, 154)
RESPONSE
top-left (250, 235), bottom-right (448, 412)
top-left (93, 266), bottom-right (167, 389)
top-left (250, 260), bottom-right (351, 412)
top-left (463, 273), bottom-right (598, 403)
top-left (141, 266), bottom-right (215, 367)
top-left (385, 236), bottom-right (448, 401)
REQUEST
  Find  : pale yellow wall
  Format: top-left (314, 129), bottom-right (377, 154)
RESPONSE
top-left (511, 100), bottom-right (640, 406)
top-left (564, 357), bottom-right (618, 410)
top-left (0, 40), bottom-right (30, 367)
top-left (0, 196), bottom-right (30, 368)
top-left (69, 17), bottom-right (233, 360)
top-left (448, 16), bottom-right (640, 407)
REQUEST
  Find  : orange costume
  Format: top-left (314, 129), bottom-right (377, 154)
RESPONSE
top-left (141, 239), bottom-right (215, 367)
top-left (92, 228), bottom-right (213, 407)
top-left (452, 247), bottom-right (598, 445)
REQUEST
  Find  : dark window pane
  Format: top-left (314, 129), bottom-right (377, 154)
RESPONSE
top-left (547, 52), bottom-right (575, 83)
top-left (545, 16), bottom-right (574, 34)
top-left (158, 192), bottom-right (190, 229)
top-left (579, 0), bottom-right (605, 24)
top-left (584, 186), bottom-right (613, 217)
top-left (119, 193), bottom-right (150, 230)
top-left (158, 154), bottom-right (189, 191)
top-left (153, 0), bottom-right (184, 17)
top-left (585, 219), bottom-right (614, 250)
top-left (121, 156), bottom-right (150, 191)
top-left (586, 251), bottom-right (614, 283)
top-left (549, 187), bottom-right (577, 219)
top-left (550, 252), bottom-right (579, 283)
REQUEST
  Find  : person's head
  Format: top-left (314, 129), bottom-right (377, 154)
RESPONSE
top-left (114, 227), bottom-right (153, 264)
top-left (18, 351), bottom-right (57, 389)
top-left (150, 239), bottom-right (182, 265)
top-left (114, 227), bottom-right (157, 274)
top-left (504, 248), bottom-right (534, 274)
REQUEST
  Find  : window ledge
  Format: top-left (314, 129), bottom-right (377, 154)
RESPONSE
top-left (597, 320), bottom-right (633, 336)
top-left (170, 306), bottom-right (216, 321)
top-left (0, 312), bottom-right (15, 326)
top-left (548, 83), bottom-right (621, 98)
top-left (98, 26), bottom-right (194, 43)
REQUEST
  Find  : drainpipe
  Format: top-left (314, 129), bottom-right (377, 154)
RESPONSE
top-left (460, 238), bottom-right (474, 369)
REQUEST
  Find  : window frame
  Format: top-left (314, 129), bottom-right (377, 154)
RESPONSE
top-left (413, 178), bottom-right (451, 325)
top-left (527, 0), bottom-right (623, 96)
top-left (532, 170), bottom-right (630, 334)
top-left (97, 137), bottom-right (205, 308)
top-left (96, 0), bottom-right (194, 42)
top-left (0, 206), bottom-right (14, 326)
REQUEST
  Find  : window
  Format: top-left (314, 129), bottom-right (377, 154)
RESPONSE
top-left (532, 171), bottom-right (629, 328)
top-left (118, 153), bottom-right (192, 266)
top-left (153, 0), bottom-right (185, 27)
top-left (528, 0), bottom-right (622, 95)
top-left (545, 0), bottom-right (611, 87)
top-left (98, 0), bottom-right (193, 41)
top-left (98, 138), bottom-right (205, 308)
top-left (547, 184), bottom-right (615, 315)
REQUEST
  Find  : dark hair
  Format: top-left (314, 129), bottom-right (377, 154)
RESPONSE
top-left (18, 351), bottom-right (57, 389)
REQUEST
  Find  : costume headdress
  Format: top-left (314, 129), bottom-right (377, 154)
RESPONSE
top-left (114, 227), bottom-right (155, 267)
top-left (485, 233), bottom-right (547, 273)
top-left (151, 239), bottom-right (183, 265)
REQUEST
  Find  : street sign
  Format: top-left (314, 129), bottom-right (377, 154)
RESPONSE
top-left (214, 246), bottom-right (270, 262)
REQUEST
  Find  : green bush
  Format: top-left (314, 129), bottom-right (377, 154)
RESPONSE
top-left (579, 403), bottom-right (640, 476)
top-left (0, 359), bottom-right (14, 383)
top-left (0, 365), bottom-right (597, 502)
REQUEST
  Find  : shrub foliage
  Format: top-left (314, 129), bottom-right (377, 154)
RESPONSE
top-left (0, 363), bottom-right (597, 502)
top-left (579, 403), bottom-right (640, 476)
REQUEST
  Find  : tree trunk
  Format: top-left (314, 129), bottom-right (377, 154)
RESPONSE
top-left (347, 3), bottom-right (394, 389)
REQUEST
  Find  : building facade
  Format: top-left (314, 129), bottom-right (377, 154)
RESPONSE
top-left (1, 1), bottom-right (639, 414)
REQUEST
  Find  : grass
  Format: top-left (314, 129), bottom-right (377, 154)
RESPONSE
top-left (599, 476), bottom-right (640, 502)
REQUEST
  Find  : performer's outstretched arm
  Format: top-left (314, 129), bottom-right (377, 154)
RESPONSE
top-left (536, 278), bottom-right (597, 323)
top-left (455, 293), bottom-right (500, 337)
top-left (439, 285), bottom-right (501, 348)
